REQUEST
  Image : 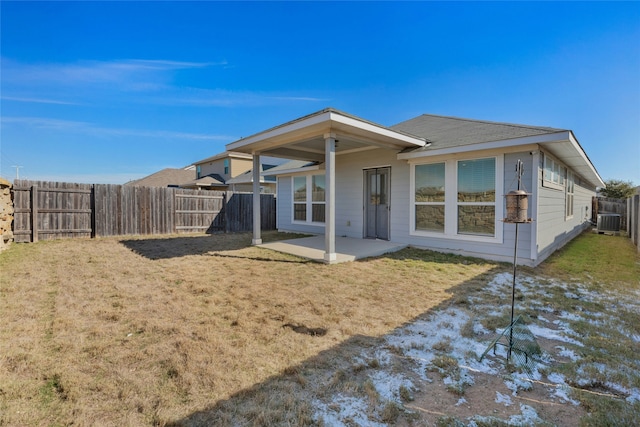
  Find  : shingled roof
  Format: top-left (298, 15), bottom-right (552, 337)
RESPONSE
top-left (391, 114), bottom-right (566, 152)
top-left (125, 167), bottom-right (194, 188)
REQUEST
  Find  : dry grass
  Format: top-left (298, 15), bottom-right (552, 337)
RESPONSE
top-left (0, 231), bottom-right (499, 426)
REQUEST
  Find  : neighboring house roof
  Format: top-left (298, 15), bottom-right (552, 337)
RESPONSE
top-left (226, 165), bottom-right (277, 185)
top-left (125, 167), bottom-right (194, 187)
top-left (392, 114), bottom-right (564, 151)
top-left (183, 174), bottom-right (226, 188)
top-left (193, 150), bottom-right (252, 165)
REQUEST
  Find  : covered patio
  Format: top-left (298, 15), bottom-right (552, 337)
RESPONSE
top-left (225, 108), bottom-right (426, 263)
top-left (258, 235), bottom-right (407, 263)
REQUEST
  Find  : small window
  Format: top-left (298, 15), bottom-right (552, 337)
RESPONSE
top-left (566, 171), bottom-right (574, 219)
top-left (542, 153), bottom-right (565, 190)
top-left (293, 176), bottom-right (307, 221)
top-left (292, 175), bottom-right (325, 224)
top-left (223, 159), bottom-right (230, 175)
top-left (196, 165), bottom-right (201, 179)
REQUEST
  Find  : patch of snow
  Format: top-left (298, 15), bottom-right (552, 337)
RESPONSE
top-left (369, 370), bottom-right (413, 403)
top-left (547, 372), bottom-right (565, 384)
top-left (473, 321), bottom-right (489, 335)
top-left (469, 404), bottom-right (543, 426)
top-left (555, 346), bottom-right (580, 361)
top-left (495, 391), bottom-right (512, 406)
top-left (538, 315), bottom-right (550, 323)
top-left (455, 397), bottom-right (467, 406)
top-left (313, 395), bottom-right (386, 427)
top-left (632, 334), bottom-right (640, 343)
top-left (564, 291), bottom-right (580, 299)
top-left (559, 311), bottom-right (584, 321)
top-left (527, 324), bottom-right (584, 347)
top-left (554, 386), bottom-right (581, 406)
top-left (509, 404), bottom-right (545, 425)
top-left (504, 375), bottom-right (533, 395)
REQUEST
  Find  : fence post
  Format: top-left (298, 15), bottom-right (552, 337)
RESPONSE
top-left (228, 191), bottom-right (232, 233)
top-left (31, 185), bottom-right (38, 243)
top-left (90, 185), bottom-right (96, 238)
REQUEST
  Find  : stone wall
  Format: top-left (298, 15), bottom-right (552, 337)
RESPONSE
top-left (0, 178), bottom-right (14, 251)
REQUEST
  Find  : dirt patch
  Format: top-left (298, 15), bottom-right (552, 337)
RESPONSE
top-left (282, 323), bottom-right (328, 337)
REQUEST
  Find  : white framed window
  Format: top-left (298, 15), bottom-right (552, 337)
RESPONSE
top-left (410, 156), bottom-right (502, 242)
top-left (566, 170), bottom-right (574, 219)
top-left (292, 175), bottom-right (325, 224)
top-left (414, 163), bottom-right (445, 233)
top-left (457, 158), bottom-right (496, 236)
top-left (542, 153), bottom-right (565, 190)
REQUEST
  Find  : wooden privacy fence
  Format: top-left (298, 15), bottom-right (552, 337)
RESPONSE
top-left (13, 180), bottom-right (276, 243)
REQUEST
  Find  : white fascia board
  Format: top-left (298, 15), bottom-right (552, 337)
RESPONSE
top-left (567, 132), bottom-right (605, 188)
top-left (226, 111), bottom-right (333, 153)
top-left (226, 110), bottom-right (426, 154)
top-left (330, 112), bottom-right (426, 147)
top-left (262, 164), bottom-right (322, 177)
top-left (397, 131), bottom-right (572, 160)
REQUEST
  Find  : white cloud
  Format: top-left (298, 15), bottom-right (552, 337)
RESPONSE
top-left (1, 116), bottom-right (234, 141)
top-left (1, 96), bottom-right (79, 105)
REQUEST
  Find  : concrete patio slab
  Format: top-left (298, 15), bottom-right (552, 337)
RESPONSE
top-left (258, 235), bottom-right (407, 263)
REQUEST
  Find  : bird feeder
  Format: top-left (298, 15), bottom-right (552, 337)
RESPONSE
top-left (504, 190), bottom-right (530, 223)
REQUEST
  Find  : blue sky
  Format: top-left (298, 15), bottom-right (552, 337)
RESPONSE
top-left (1, 1), bottom-right (639, 185)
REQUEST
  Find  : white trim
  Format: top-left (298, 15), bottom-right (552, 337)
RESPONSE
top-left (227, 110), bottom-right (426, 154)
top-left (264, 164), bottom-right (322, 176)
top-left (409, 155), bottom-right (504, 244)
top-left (291, 174), bottom-right (326, 226)
top-left (530, 151), bottom-right (540, 264)
top-left (398, 132), bottom-right (570, 160)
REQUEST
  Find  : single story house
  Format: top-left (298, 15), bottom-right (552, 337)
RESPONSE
top-left (226, 108), bottom-right (604, 265)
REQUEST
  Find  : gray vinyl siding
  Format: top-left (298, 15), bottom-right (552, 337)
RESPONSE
top-left (501, 152), bottom-right (535, 263)
top-left (274, 148), bottom-right (594, 266)
top-left (535, 157), bottom-right (595, 264)
top-left (275, 176), bottom-right (324, 234)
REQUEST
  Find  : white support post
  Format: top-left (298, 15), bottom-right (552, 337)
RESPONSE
top-left (252, 153), bottom-right (262, 245)
top-left (324, 133), bottom-right (336, 263)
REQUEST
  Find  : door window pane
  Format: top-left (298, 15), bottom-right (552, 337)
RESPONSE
top-left (378, 173), bottom-right (387, 205)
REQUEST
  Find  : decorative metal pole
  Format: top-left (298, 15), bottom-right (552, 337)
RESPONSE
top-left (507, 160), bottom-right (525, 361)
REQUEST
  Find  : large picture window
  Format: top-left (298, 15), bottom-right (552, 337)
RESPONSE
top-left (457, 158), bottom-right (496, 236)
top-left (293, 175), bottom-right (325, 224)
top-left (411, 156), bottom-right (501, 241)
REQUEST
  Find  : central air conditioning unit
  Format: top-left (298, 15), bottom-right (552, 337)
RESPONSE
top-left (597, 214), bottom-right (621, 233)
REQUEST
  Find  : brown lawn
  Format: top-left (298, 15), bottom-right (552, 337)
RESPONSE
top-left (0, 231), bottom-right (501, 426)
